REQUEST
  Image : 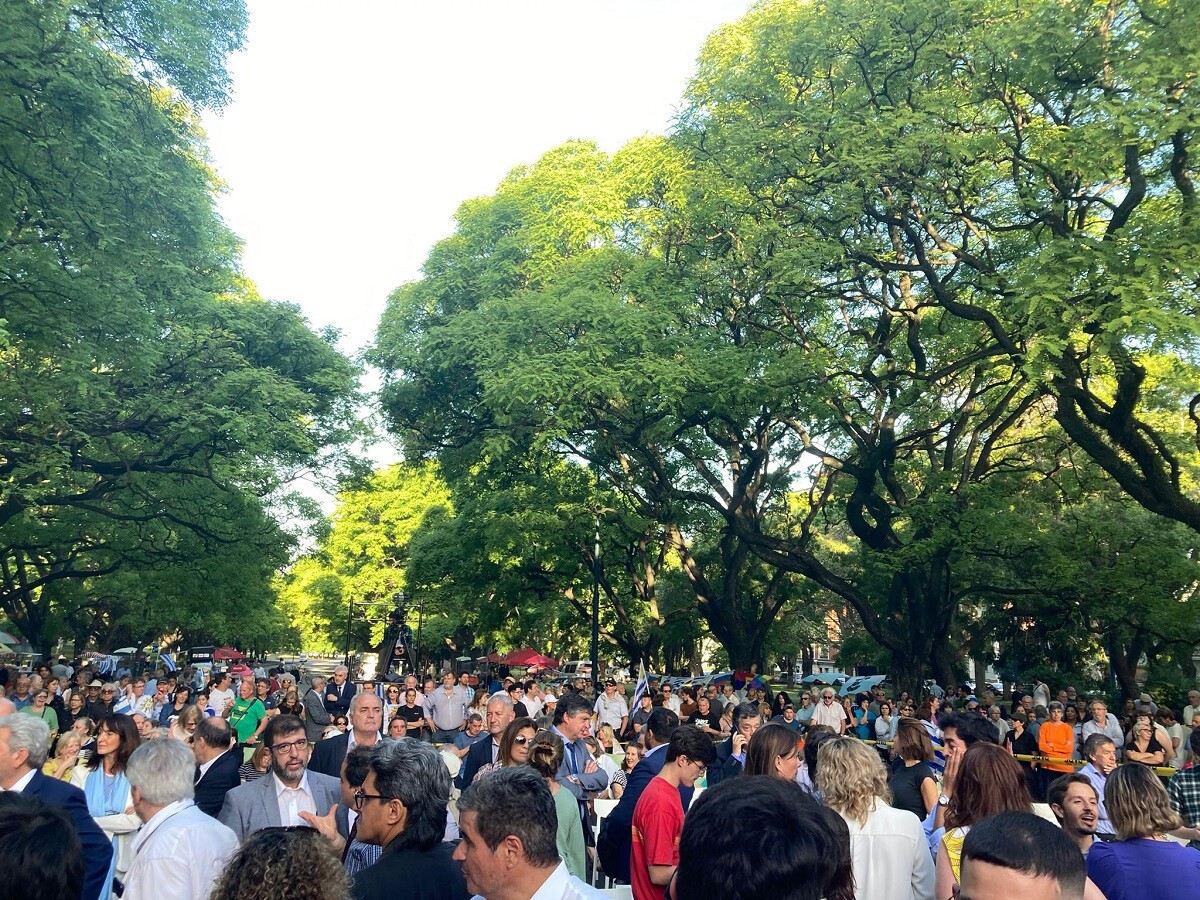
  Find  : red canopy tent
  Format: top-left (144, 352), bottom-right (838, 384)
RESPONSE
top-left (213, 646), bottom-right (246, 661)
top-left (501, 648), bottom-right (559, 669)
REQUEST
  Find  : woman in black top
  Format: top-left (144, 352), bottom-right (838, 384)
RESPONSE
top-left (1005, 710), bottom-right (1041, 797)
top-left (772, 691), bottom-right (792, 718)
top-left (888, 718), bottom-right (938, 819)
top-left (396, 688), bottom-right (426, 731)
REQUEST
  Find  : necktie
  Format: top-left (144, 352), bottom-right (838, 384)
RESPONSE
top-left (342, 820), bottom-right (357, 863)
top-left (566, 742), bottom-right (578, 775)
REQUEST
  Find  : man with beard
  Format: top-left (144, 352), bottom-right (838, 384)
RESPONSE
top-left (1048, 774), bottom-right (1099, 856)
top-left (217, 714), bottom-right (340, 840)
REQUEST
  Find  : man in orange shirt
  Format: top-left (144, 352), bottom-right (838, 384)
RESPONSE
top-left (1038, 701), bottom-right (1076, 800)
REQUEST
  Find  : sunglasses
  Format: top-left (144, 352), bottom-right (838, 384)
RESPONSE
top-left (513, 736), bottom-right (532, 745)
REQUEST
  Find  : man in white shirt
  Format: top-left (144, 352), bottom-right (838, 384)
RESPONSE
top-left (123, 738), bottom-right (238, 900)
top-left (455, 766), bottom-right (606, 899)
top-left (592, 680), bottom-right (629, 733)
top-left (1079, 700), bottom-right (1124, 756)
top-left (660, 683), bottom-right (682, 714)
top-left (1183, 691), bottom-right (1200, 730)
top-left (810, 688), bottom-right (848, 734)
top-left (207, 672), bottom-right (235, 717)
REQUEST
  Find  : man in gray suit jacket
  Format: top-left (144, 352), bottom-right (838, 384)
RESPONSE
top-left (218, 714), bottom-right (341, 841)
top-left (303, 676), bottom-right (332, 743)
top-left (551, 693), bottom-right (608, 800)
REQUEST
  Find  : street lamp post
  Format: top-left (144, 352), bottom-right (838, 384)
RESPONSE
top-left (591, 508), bottom-right (600, 692)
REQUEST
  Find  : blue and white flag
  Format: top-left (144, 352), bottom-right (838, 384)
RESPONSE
top-left (160, 653), bottom-right (177, 673)
top-left (630, 662), bottom-right (649, 711)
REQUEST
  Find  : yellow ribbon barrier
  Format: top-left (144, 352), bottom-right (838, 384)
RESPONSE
top-left (1010, 753), bottom-right (1178, 778)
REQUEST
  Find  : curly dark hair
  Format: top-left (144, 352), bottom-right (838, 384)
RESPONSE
top-left (210, 827), bottom-right (349, 900)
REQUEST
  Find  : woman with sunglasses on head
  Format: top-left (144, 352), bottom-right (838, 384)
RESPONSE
top-left (71, 713), bottom-right (142, 897)
top-left (472, 716), bottom-right (536, 783)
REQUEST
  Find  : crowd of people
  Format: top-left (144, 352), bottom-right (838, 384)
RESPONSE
top-left (3, 657), bottom-right (1200, 900)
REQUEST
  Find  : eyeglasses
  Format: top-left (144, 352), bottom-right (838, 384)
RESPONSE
top-left (513, 736), bottom-right (532, 745)
top-left (353, 789), bottom-right (389, 810)
top-left (270, 738), bottom-right (310, 755)
top-left (102, 690), bottom-right (115, 695)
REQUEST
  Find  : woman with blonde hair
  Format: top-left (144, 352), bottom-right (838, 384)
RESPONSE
top-left (43, 731), bottom-right (83, 780)
top-left (817, 736), bottom-right (934, 900)
top-left (1086, 763), bottom-right (1200, 899)
top-left (526, 729), bottom-right (587, 880)
top-left (169, 702), bottom-right (204, 744)
top-left (744, 722), bottom-right (801, 780)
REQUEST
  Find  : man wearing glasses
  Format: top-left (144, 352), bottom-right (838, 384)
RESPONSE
top-left (630, 726), bottom-right (716, 900)
top-left (347, 739), bottom-right (469, 900)
top-left (811, 689), bottom-right (849, 734)
top-left (217, 714), bottom-right (340, 840)
top-left (659, 684), bottom-right (681, 715)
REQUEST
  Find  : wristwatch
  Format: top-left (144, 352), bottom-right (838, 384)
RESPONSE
top-left (937, 794), bottom-right (951, 806)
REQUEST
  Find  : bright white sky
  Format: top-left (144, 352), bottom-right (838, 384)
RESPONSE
top-left (201, 1), bottom-right (756, 360)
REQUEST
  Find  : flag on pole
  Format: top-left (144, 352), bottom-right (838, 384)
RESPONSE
top-left (160, 653), bottom-right (177, 673)
top-left (630, 661), bottom-right (649, 711)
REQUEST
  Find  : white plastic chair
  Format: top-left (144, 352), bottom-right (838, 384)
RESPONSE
top-left (592, 798), bottom-right (620, 887)
top-left (440, 749), bottom-right (461, 779)
top-left (601, 887), bottom-right (633, 900)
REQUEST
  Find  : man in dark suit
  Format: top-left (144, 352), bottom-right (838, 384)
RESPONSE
top-left (192, 716), bottom-right (242, 818)
top-left (706, 701), bottom-right (763, 786)
top-left (324, 666), bottom-right (356, 718)
top-left (457, 695), bottom-right (514, 789)
top-left (597, 708), bottom-right (691, 884)
top-left (0, 712), bottom-right (113, 900)
top-left (349, 739), bottom-right (469, 900)
top-left (309, 692), bottom-right (383, 779)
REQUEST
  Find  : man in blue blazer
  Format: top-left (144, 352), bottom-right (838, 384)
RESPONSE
top-left (192, 716), bottom-right (243, 818)
top-left (0, 713), bottom-right (113, 900)
top-left (597, 708), bottom-right (692, 884)
top-left (309, 692), bottom-right (384, 779)
top-left (218, 714), bottom-right (341, 841)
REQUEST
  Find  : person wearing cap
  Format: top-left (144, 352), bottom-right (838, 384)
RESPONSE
top-left (82, 680), bottom-right (109, 722)
top-left (593, 680), bottom-right (628, 736)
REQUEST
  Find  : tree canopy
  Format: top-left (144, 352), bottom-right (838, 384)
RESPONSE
top-left (0, 0), bottom-right (362, 654)
top-left (372, 0), bottom-right (1200, 693)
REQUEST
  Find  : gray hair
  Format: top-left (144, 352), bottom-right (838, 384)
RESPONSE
top-left (126, 738), bottom-right (195, 806)
top-left (457, 766), bottom-right (559, 866)
top-left (350, 691), bottom-right (383, 715)
top-left (333, 666), bottom-right (349, 676)
top-left (369, 738), bottom-right (450, 852)
top-left (310, 674), bottom-right (326, 686)
top-left (103, 682), bottom-right (119, 693)
top-left (1083, 733), bottom-right (1115, 759)
top-left (0, 714), bottom-right (51, 767)
top-left (1048, 701), bottom-right (1064, 713)
top-left (487, 694), bottom-right (513, 711)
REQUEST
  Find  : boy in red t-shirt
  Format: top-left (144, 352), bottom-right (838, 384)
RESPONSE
top-left (630, 725), bottom-right (717, 900)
